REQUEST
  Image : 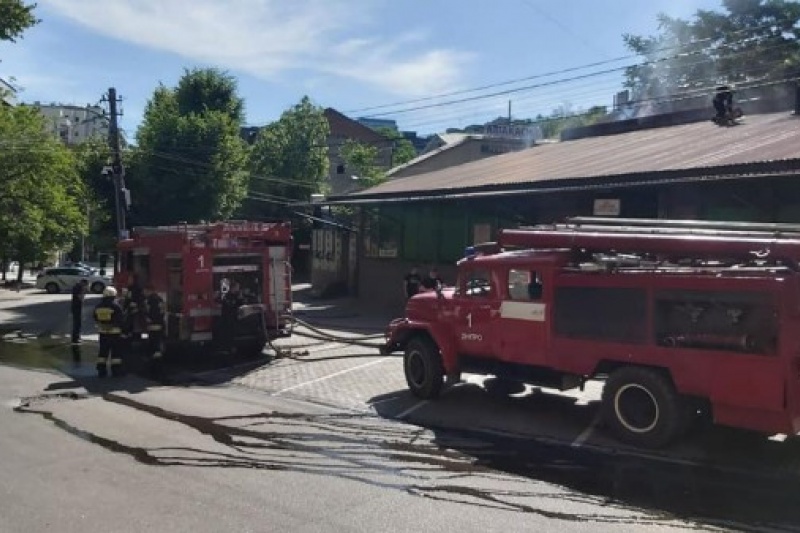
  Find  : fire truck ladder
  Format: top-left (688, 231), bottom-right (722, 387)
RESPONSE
top-left (562, 216), bottom-right (800, 238)
top-left (501, 217), bottom-right (800, 270)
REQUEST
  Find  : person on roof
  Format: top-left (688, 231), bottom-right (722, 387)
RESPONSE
top-left (712, 86), bottom-right (742, 126)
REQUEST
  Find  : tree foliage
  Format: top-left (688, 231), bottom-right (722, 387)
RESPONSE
top-left (525, 105), bottom-right (607, 139)
top-left (130, 68), bottom-right (249, 225)
top-left (243, 96), bottom-right (329, 219)
top-left (0, 0), bottom-right (38, 44)
top-left (72, 138), bottom-right (115, 254)
top-left (375, 127), bottom-right (417, 167)
top-left (623, 0), bottom-right (800, 102)
top-left (0, 105), bottom-right (87, 273)
top-left (339, 140), bottom-right (385, 188)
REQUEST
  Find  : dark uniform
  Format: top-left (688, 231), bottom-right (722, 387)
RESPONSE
top-left (219, 287), bottom-right (245, 354)
top-left (93, 294), bottom-right (125, 377)
top-left (713, 86), bottom-right (734, 124)
top-left (145, 291), bottom-right (166, 373)
top-left (126, 284), bottom-right (146, 340)
top-left (70, 280), bottom-right (88, 344)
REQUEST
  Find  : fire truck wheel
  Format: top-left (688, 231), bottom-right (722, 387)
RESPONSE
top-left (602, 367), bottom-right (683, 449)
top-left (404, 337), bottom-right (444, 400)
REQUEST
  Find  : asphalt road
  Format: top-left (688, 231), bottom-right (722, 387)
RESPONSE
top-left (0, 363), bottom-right (703, 533)
top-left (3, 287), bottom-right (800, 531)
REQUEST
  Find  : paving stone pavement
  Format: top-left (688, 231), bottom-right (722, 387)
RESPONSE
top-left (237, 337), bottom-right (406, 412)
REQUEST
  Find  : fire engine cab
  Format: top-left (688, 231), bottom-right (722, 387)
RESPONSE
top-left (115, 220), bottom-right (293, 354)
top-left (384, 217), bottom-right (800, 448)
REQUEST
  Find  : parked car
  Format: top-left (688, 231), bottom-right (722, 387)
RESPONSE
top-left (35, 267), bottom-right (110, 294)
top-left (62, 262), bottom-right (99, 274)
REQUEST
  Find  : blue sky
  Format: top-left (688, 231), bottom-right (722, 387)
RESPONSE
top-left (0, 0), bottom-right (723, 138)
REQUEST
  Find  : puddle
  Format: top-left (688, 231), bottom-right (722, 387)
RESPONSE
top-left (13, 391), bottom-right (800, 530)
top-left (425, 426), bottom-right (800, 530)
top-left (0, 338), bottom-right (85, 371)
top-left (5, 336), bottom-right (798, 529)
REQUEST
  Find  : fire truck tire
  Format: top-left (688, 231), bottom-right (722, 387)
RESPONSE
top-left (602, 367), bottom-right (683, 449)
top-left (404, 337), bottom-right (444, 400)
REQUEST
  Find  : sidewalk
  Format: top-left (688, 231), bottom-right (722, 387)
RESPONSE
top-left (0, 285), bottom-right (38, 301)
top-left (291, 285), bottom-right (399, 333)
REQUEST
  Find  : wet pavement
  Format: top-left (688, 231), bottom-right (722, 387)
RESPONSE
top-left (2, 336), bottom-right (800, 531)
top-left (3, 287), bottom-right (800, 531)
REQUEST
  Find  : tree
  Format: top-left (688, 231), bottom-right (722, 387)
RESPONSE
top-left (0, 1), bottom-right (38, 44)
top-left (72, 138), bottom-right (115, 258)
top-left (0, 105), bottom-right (87, 278)
top-left (623, 1), bottom-right (800, 104)
top-left (130, 69), bottom-right (249, 225)
top-left (243, 96), bottom-right (329, 219)
top-left (375, 127), bottom-right (417, 167)
top-left (175, 67), bottom-right (245, 124)
top-left (339, 140), bottom-right (385, 188)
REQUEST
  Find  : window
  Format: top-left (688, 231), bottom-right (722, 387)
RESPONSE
top-left (336, 164), bottom-right (345, 175)
top-left (508, 269), bottom-right (543, 301)
top-left (461, 269), bottom-right (492, 298)
top-left (508, 269), bottom-right (530, 300)
top-left (363, 207), bottom-right (403, 258)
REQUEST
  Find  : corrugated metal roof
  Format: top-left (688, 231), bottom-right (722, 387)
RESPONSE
top-left (386, 135), bottom-right (477, 178)
top-left (338, 112), bottom-right (800, 202)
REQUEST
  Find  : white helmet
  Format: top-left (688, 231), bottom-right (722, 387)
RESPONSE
top-left (103, 287), bottom-right (118, 298)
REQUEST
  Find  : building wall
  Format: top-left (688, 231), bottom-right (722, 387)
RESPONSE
top-left (353, 176), bottom-right (800, 310)
top-left (34, 104), bottom-right (110, 145)
top-left (358, 257), bottom-right (459, 316)
top-left (310, 227), bottom-right (356, 297)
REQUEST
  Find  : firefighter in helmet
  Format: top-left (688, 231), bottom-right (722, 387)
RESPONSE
top-left (93, 286), bottom-right (125, 377)
top-left (144, 285), bottom-right (166, 374)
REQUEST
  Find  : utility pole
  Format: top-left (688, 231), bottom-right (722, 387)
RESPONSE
top-left (105, 87), bottom-right (127, 240)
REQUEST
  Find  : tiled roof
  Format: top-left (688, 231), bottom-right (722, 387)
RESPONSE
top-left (331, 111), bottom-right (800, 203)
top-left (324, 108), bottom-right (391, 145)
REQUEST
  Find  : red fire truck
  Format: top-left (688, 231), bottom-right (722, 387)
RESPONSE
top-left (384, 217), bottom-right (800, 448)
top-left (115, 221), bottom-right (293, 354)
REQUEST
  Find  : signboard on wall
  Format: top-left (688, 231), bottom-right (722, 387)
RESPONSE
top-left (378, 246), bottom-right (398, 258)
top-left (593, 199), bottom-right (621, 217)
top-left (473, 223), bottom-right (492, 244)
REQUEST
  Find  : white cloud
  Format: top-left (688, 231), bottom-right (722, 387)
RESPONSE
top-left (39, 0), bottom-right (473, 97)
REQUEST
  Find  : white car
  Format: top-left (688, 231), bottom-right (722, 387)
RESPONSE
top-left (35, 267), bottom-right (111, 294)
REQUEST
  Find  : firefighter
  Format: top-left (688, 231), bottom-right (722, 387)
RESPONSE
top-left (144, 285), bottom-right (166, 375)
top-left (127, 276), bottom-right (146, 341)
top-left (93, 286), bottom-right (125, 377)
top-left (219, 281), bottom-right (245, 354)
top-left (712, 86), bottom-right (742, 125)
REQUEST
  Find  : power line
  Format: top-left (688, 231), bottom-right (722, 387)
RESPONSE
top-left (361, 38), bottom-right (798, 120)
top-left (342, 19), bottom-right (788, 117)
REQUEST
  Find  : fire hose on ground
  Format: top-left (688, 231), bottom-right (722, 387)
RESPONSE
top-left (258, 310), bottom-right (388, 359)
